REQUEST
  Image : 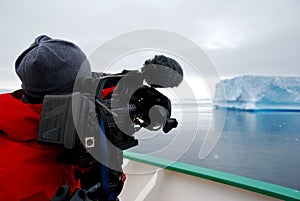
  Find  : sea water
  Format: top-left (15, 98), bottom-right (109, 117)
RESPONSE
top-left (129, 101), bottom-right (300, 190)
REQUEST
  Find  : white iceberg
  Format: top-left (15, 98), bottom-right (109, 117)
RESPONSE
top-left (213, 75), bottom-right (300, 110)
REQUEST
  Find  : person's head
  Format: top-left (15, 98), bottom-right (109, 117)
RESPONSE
top-left (15, 35), bottom-right (90, 103)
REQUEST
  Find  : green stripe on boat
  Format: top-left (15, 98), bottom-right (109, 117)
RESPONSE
top-left (124, 151), bottom-right (300, 201)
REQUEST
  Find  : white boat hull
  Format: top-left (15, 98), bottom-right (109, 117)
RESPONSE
top-left (120, 159), bottom-right (281, 201)
top-left (119, 152), bottom-right (300, 201)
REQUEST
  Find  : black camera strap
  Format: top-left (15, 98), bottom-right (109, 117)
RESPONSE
top-left (98, 110), bottom-right (110, 200)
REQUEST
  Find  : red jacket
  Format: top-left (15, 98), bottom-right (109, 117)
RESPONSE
top-left (0, 90), bottom-right (76, 201)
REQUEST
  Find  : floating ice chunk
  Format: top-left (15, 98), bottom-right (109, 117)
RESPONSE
top-left (214, 75), bottom-right (300, 110)
top-left (213, 154), bottom-right (219, 159)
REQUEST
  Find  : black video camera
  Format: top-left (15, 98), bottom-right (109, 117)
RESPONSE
top-left (37, 55), bottom-right (183, 200)
top-left (38, 69), bottom-right (179, 166)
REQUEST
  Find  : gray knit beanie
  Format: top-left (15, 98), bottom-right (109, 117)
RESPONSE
top-left (15, 35), bottom-right (90, 99)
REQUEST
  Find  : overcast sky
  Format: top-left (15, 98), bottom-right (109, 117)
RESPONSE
top-left (0, 0), bottom-right (299, 90)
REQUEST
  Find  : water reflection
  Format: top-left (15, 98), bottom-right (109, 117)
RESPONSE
top-left (223, 110), bottom-right (300, 135)
top-left (193, 109), bottom-right (300, 190)
top-left (130, 105), bottom-right (300, 190)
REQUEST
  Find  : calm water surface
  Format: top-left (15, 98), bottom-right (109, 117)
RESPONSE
top-left (130, 102), bottom-right (300, 190)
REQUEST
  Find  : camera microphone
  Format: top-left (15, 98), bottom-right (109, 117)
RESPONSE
top-left (141, 55), bottom-right (183, 88)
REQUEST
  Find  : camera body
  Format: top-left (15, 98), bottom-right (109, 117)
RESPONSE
top-left (38, 70), bottom-right (177, 166)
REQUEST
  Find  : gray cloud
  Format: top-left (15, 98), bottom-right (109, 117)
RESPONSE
top-left (0, 0), bottom-right (299, 89)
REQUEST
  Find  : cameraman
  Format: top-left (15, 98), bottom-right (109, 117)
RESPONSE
top-left (0, 35), bottom-right (90, 201)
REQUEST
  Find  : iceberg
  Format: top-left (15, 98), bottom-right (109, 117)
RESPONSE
top-left (213, 75), bottom-right (300, 111)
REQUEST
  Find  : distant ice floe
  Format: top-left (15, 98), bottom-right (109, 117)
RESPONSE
top-left (0, 89), bottom-right (14, 94)
top-left (213, 75), bottom-right (300, 111)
